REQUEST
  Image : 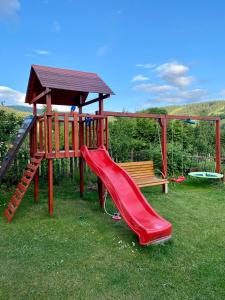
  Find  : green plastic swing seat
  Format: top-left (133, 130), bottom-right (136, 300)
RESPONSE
top-left (188, 172), bottom-right (223, 179)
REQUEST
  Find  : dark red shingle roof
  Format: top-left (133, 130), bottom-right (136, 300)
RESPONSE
top-left (25, 64), bottom-right (114, 105)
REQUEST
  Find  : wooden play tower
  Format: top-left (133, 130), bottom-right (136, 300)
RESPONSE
top-left (4, 65), bottom-right (114, 221)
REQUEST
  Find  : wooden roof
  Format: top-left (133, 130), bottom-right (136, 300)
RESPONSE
top-left (25, 65), bottom-right (114, 105)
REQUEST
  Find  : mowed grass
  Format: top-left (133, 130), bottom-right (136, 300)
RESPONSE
top-left (1, 178), bottom-right (225, 299)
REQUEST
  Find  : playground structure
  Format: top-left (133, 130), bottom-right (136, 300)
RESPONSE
top-left (1, 64), bottom-right (222, 245)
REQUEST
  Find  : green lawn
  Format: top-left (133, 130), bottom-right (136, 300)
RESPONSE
top-left (1, 179), bottom-right (225, 299)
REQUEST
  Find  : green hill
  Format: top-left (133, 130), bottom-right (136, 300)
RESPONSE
top-left (3, 100), bottom-right (225, 120)
top-left (7, 105), bottom-right (42, 114)
top-left (162, 100), bottom-right (225, 117)
top-left (0, 105), bottom-right (29, 117)
top-left (0, 105), bottom-right (43, 117)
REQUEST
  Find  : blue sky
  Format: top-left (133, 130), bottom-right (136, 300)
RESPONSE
top-left (1, 0), bottom-right (225, 112)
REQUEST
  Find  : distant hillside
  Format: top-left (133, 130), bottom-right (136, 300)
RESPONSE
top-left (3, 100), bottom-right (225, 120)
top-left (162, 100), bottom-right (225, 117)
top-left (0, 105), bottom-right (29, 117)
top-left (7, 105), bottom-right (42, 114)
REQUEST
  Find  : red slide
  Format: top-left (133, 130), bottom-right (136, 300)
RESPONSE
top-left (81, 146), bottom-right (172, 245)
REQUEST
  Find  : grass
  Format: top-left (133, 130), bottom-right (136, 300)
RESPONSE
top-left (1, 178), bottom-right (225, 299)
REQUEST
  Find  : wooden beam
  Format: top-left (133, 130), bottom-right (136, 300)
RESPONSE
top-left (30, 88), bottom-right (51, 104)
top-left (48, 159), bottom-right (54, 216)
top-left (98, 95), bottom-right (105, 207)
top-left (46, 92), bottom-right (53, 216)
top-left (166, 115), bottom-right (220, 121)
top-left (101, 111), bottom-right (220, 121)
top-left (158, 118), bottom-right (167, 182)
top-left (79, 95), bottom-right (85, 198)
top-left (54, 113), bottom-right (60, 157)
top-left (81, 94), bottom-right (110, 107)
top-left (102, 111), bottom-right (164, 119)
top-left (98, 97), bottom-right (104, 147)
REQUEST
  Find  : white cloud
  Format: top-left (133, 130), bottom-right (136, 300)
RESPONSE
top-left (133, 60), bottom-right (211, 107)
top-left (34, 49), bottom-right (51, 55)
top-left (131, 75), bottom-right (149, 82)
top-left (0, 86), bottom-right (25, 104)
top-left (156, 62), bottom-right (189, 77)
top-left (155, 61), bottom-right (194, 88)
top-left (97, 45), bottom-right (109, 56)
top-left (146, 88), bottom-right (208, 106)
top-left (136, 63), bottom-right (156, 69)
top-left (169, 76), bottom-right (194, 87)
top-left (52, 20), bottom-right (61, 33)
top-left (0, 0), bottom-right (20, 19)
top-left (134, 83), bottom-right (176, 93)
top-left (177, 88), bottom-right (207, 100)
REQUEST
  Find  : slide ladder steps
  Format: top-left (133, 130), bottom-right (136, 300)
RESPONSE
top-left (4, 153), bottom-right (44, 222)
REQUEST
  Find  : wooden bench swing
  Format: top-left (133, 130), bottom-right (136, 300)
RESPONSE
top-left (118, 161), bottom-right (168, 193)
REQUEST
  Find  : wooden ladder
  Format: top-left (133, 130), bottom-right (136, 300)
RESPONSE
top-left (4, 153), bottom-right (44, 222)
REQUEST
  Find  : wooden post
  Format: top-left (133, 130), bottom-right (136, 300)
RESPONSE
top-left (159, 117), bottom-right (168, 193)
top-left (98, 94), bottom-right (105, 207)
top-left (215, 119), bottom-right (221, 173)
top-left (98, 95), bottom-right (104, 146)
top-left (105, 117), bottom-right (109, 150)
top-left (32, 103), bottom-right (39, 202)
top-left (79, 97), bottom-right (84, 197)
top-left (46, 93), bottom-right (54, 215)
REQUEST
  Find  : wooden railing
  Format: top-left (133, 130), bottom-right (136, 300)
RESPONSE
top-left (36, 113), bottom-right (108, 158)
top-left (83, 115), bottom-right (108, 149)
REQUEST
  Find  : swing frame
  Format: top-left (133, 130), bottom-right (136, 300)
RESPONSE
top-left (100, 111), bottom-right (221, 182)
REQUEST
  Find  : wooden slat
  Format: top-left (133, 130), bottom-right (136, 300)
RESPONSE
top-left (8, 203), bottom-right (17, 213)
top-left (46, 151), bottom-right (76, 159)
top-left (105, 117), bottom-right (108, 149)
top-left (85, 123), bottom-right (88, 146)
top-left (26, 164), bottom-right (37, 171)
top-left (21, 176), bottom-right (31, 185)
top-left (15, 188), bottom-right (23, 199)
top-left (138, 182), bottom-right (167, 188)
top-left (120, 165), bottom-right (154, 171)
top-left (121, 169), bottom-right (154, 174)
top-left (118, 161), bottom-right (153, 167)
top-left (134, 177), bottom-right (168, 183)
top-left (89, 123), bottom-right (92, 148)
top-left (64, 114), bottom-right (69, 156)
top-left (18, 183), bottom-right (26, 192)
top-left (44, 113), bottom-right (48, 155)
top-left (73, 113), bottom-right (78, 157)
top-left (30, 157), bottom-right (41, 164)
top-left (24, 170), bottom-right (33, 178)
top-left (130, 173), bottom-right (155, 179)
top-left (92, 119), bottom-right (96, 147)
top-left (11, 196), bottom-right (19, 206)
top-left (38, 120), bottom-right (42, 152)
top-left (47, 114), bottom-right (53, 154)
top-left (54, 113), bottom-right (60, 157)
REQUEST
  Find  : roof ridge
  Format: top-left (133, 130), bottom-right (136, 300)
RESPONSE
top-left (32, 64), bottom-right (98, 76)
